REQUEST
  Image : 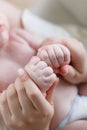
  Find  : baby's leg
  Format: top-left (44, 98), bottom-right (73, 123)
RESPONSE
top-left (37, 44), bottom-right (70, 75)
top-left (24, 56), bottom-right (57, 93)
top-left (0, 12), bottom-right (9, 46)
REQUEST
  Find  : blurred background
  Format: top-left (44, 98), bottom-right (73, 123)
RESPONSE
top-left (7, 0), bottom-right (87, 26)
top-left (6, 0), bottom-right (87, 45)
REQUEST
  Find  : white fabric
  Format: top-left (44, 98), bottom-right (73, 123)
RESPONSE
top-left (68, 96), bottom-right (87, 122)
top-left (22, 9), bottom-right (70, 41)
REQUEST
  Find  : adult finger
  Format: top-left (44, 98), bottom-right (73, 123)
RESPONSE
top-left (6, 84), bottom-right (22, 118)
top-left (15, 77), bottom-right (35, 115)
top-left (20, 70), bottom-right (53, 113)
top-left (0, 90), bottom-right (11, 124)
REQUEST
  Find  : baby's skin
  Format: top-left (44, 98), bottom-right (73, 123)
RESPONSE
top-left (24, 43), bottom-right (78, 130)
top-left (0, 25), bottom-right (78, 130)
top-left (25, 44), bottom-right (70, 93)
top-left (0, 27), bottom-right (41, 92)
top-left (0, 1), bottom-right (87, 130)
top-left (0, 13), bottom-right (84, 129)
top-left (0, 18), bottom-right (78, 129)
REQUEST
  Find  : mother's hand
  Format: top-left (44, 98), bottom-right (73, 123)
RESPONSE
top-left (0, 72), bottom-right (58, 130)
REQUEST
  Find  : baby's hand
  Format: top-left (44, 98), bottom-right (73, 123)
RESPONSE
top-left (0, 12), bottom-right (9, 46)
top-left (41, 38), bottom-right (87, 84)
top-left (37, 44), bottom-right (70, 76)
top-left (25, 56), bottom-right (57, 93)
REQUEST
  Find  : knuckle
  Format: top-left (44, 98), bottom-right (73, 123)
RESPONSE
top-left (52, 73), bottom-right (56, 80)
top-left (42, 110), bottom-right (52, 118)
top-left (17, 85), bottom-right (25, 93)
top-left (40, 61), bottom-right (47, 66)
top-left (42, 52), bottom-right (48, 60)
top-left (30, 91), bottom-right (39, 99)
top-left (7, 85), bottom-right (16, 99)
top-left (46, 67), bottom-right (53, 74)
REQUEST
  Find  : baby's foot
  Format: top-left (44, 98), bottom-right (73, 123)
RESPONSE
top-left (0, 13), bottom-right (9, 46)
top-left (24, 56), bottom-right (57, 92)
top-left (37, 44), bottom-right (70, 75)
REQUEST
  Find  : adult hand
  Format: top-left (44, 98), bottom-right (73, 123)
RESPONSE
top-left (0, 71), bottom-right (58, 130)
top-left (41, 37), bottom-right (87, 84)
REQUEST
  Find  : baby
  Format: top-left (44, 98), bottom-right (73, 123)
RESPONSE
top-left (0, 1), bottom-right (87, 130)
top-left (0, 19), bottom-right (87, 130)
top-left (36, 38), bottom-right (87, 130)
top-left (24, 38), bottom-right (87, 130)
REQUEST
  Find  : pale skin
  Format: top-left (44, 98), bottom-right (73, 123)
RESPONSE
top-left (0, 74), bottom-right (58, 130)
top-left (0, 19), bottom-right (71, 129)
top-left (0, 0), bottom-right (87, 130)
top-left (0, 27), bottom-right (57, 130)
top-left (1, 33), bottom-right (70, 129)
top-left (0, 29), bottom-right (87, 130)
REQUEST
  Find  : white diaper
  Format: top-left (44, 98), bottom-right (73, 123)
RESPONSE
top-left (22, 9), bottom-right (70, 41)
top-left (55, 95), bottom-right (87, 130)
